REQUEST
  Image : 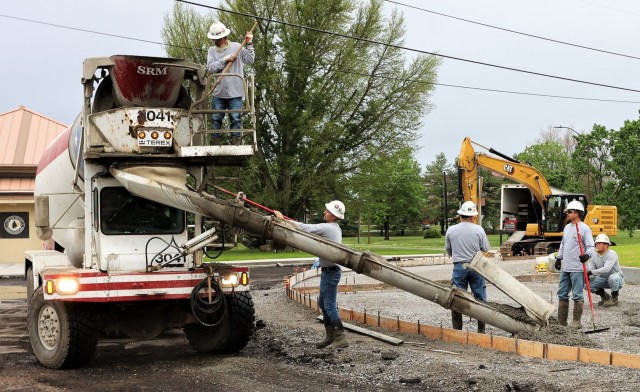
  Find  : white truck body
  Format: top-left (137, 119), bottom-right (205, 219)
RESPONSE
top-left (25, 56), bottom-right (257, 369)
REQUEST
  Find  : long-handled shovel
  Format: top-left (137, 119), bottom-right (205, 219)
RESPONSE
top-left (575, 223), bottom-right (610, 334)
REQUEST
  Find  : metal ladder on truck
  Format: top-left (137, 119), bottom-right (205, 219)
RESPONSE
top-left (185, 71), bottom-right (258, 251)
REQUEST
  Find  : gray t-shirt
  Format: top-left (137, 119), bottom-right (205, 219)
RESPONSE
top-left (206, 42), bottom-right (255, 99)
top-left (589, 249), bottom-right (623, 278)
top-left (557, 221), bottom-right (595, 273)
top-left (297, 222), bottom-right (342, 268)
top-left (445, 221), bottom-right (490, 263)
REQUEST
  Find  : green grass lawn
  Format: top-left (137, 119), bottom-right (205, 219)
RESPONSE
top-left (207, 233), bottom-right (640, 268)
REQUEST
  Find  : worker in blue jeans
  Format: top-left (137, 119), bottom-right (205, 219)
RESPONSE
top-left (555, 200), bottom-right (595, 330)
top-left (274, 200), bottom-right (348, 349)
top-left (206, 21), bottom-right (255, 145)
top-left (445, 201), bottom-right (490, 333)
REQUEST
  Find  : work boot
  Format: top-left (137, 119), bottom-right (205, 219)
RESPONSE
top-left (569, 302), bottom-right (583, 330)
top-left (315, 324), bottom-right (335, 349)
top-left (477, 321), bottom-right (486, 334)
top-left (557, 300), bottom-right (569, 326)
top-left (451, 311), bottom-right (463, 330)
top-left (603, 291), bottom-right (619, 307)
top-left (328, 320), bottom-right (349, 349)
top-left (595, 288), bottom-right (611, 306)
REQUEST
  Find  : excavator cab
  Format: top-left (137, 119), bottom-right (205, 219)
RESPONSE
top-left (541, 194), bottom-right (588, 234)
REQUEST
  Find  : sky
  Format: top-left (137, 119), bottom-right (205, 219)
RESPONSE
top-left (1, 0), bottom-right (640, 170)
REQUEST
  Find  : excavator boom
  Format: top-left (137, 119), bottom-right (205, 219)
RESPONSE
top-left (457, 137), bottom-right (617, 257)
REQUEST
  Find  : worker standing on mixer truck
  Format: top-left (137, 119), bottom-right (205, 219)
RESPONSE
top-left (445, 201), bottom-right (491, 333)
top-left (588, 233), bottom-right (624, 307)
top-left (206, 21), bottom-right (255, 145)
top-left (274, 201), bottom-right (348, 349)
top-left (554, 200), bottom-right (595, 329)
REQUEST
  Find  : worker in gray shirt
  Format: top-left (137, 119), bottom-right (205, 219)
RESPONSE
top-left (445, 201), bottom-right (490, 333)
top-left (206, 21), bottom-right (255, 145)
top-left (274, 200), bottom-right (348, 349)
top-left (555, 200), bottom-right (595, 330)
top-left (588, 233), bottom-right (624, 307)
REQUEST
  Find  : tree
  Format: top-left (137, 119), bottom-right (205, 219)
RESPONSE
top-left (514, 141), bottom-right (573, 191)
top-left (609, 116), bottom-right (640, 233)
top-left (348, 147), bottom-right (425, 239)
top-left (422, 153), bottom-right (452, 229)
top-left (536, 125), bottom-right (577, 155)
top-left (162, 0), bottom-right (439, 218)
top-left (570, 125), bottom-right (616, 205)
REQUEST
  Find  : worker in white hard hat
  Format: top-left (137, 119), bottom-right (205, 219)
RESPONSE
top-left (206, 21), bottom-right (255, 145)
top-left (587, 233), bottom-right (624, 307)
top-left (445, 201), bottom-right (491, 333)
top-left (555, 200), bottom-right (595, 330)
top-left (273, 200), bottom-right (348, 349)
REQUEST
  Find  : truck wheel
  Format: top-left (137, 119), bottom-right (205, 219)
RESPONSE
top-left (27, 287), bottom-right (98, 369)
top-left (184, 291), bottom-right (255, 354)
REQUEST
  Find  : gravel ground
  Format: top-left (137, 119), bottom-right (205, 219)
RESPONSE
top-left (2, 259), bottom-right (640, 391)
top-left (291, 257), bottom-right (640, 356)
top-left (253, 257), bottom-right (640, 391)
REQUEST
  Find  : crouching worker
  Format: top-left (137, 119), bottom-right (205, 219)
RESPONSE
top-left (273, 200), bottom-right (348, 349)
top-left (588, 234), bottom-right (624, 307)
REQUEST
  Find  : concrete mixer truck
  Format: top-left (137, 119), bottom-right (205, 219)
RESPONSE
top-left (25, 55), bottom-right (557, 370)
top-left (25, 55), bottom-right (260, 369)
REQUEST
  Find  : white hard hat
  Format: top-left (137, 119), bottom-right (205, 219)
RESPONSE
top-left (565, 200), bottom-right (585, 212)
top-left (457, 201), bottom-right (478, 217)
top-left (325, 200), bottom-right (345, 219)
top-left (207, 22), bottom-right (231, 40)
top-left (595, 233), bottom-right (611, 244)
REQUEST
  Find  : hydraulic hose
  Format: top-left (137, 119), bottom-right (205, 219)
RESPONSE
top-left (190, 276), bottom-right (227, 327)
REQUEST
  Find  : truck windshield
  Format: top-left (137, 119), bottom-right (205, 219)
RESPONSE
top-left (100, 187), bottom-right (184, 235)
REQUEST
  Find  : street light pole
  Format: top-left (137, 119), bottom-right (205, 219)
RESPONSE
top-left (554, 125), bottom-right (590, 199)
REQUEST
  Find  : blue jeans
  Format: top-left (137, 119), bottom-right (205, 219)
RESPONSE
top-left (211, 96), bottom-right (243, 137)
top-left (318, 269), bottom-right (342, 323)
top-left (589, 273), bottom-right (624, 293)
top-left (451, 263), bottom-right (486, 302)
top-left (557, 271), bottom-right (585, 302)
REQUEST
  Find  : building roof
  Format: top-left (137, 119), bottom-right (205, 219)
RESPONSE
top-left (0, 106), bottom-right (68, 194)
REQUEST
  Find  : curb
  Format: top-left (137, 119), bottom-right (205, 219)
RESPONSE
top-left (286, 268), bottom-right (640, 369)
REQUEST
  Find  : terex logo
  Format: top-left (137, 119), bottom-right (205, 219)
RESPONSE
top-left (503, 164), bottom-right (515, 175)
top-left (136, 66), bottom-right (167, 76)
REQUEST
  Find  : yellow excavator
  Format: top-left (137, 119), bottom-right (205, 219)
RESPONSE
top-left (457, 137), bottom-right (617, 257)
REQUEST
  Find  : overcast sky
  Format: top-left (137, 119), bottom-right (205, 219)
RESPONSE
top-left (2, 0), bottom-right (639, 170)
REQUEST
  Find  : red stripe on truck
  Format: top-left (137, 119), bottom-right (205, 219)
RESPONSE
top-left (37, 127), bottom-right (71, 174)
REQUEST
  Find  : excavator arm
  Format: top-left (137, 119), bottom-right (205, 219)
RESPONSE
top-left (457, 137), bottom-right (553, 208)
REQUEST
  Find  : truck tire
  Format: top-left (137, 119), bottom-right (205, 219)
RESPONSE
top-left (27, 287), bottom-right (98, 369)
top-left (184, 291), bottom-right (255, 354)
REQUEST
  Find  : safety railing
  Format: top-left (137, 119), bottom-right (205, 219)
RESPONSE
top-left (189, 73), bottom-right (256, 149)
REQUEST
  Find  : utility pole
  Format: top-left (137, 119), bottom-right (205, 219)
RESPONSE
top-left (443, 171), bottom-right (449, 232)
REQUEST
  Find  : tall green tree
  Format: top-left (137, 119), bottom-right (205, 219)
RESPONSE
top-left (349, 147), bottom-right (425, 237)
top-left (514, 141), bottom-right (573, 191)
top-left (422, 153), bottom-right (451, 228)
top-left (610, 116), bottom-right (640, 233)
top-left (162, 0), bottom-right (439, 218)
top-left (571, 125), bottom-right (616, 205)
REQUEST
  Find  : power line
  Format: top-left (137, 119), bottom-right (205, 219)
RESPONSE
top-left (1, 10), bottom-right (638, 104)
top-left (577, 0), bottom-right (640, 17)
top-left (325, 67), bottom-right (639, 103)
top-left (383, 0), bottom-right (640, 61)
top-left (177, 0), bottom-right (640, 94)
top-left (0, 13), bottom-right (201, 53)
